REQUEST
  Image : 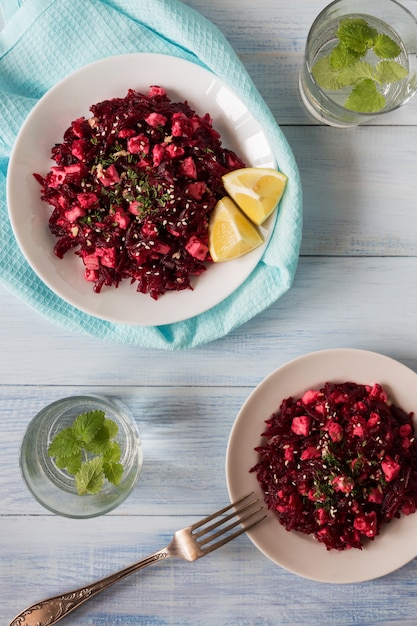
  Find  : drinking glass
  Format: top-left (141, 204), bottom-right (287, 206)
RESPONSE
top-left (299, 0), bottom-right (417, 127)
top-left (20, 395), bottom-right (143, 518)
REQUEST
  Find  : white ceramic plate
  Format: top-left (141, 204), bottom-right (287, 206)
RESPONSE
top-left (7, 53), bottom-right (277, 326)
top-left (226, 348), bottom-right (417, 583)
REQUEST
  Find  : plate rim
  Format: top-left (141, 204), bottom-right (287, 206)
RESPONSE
top-left (226, 347), bottom-right (417, 584)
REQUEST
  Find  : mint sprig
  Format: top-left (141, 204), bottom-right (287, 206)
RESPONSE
top-left (312, 17), bottom-right (408, 113)
top-left (48, 410), bottom-right (124, 495)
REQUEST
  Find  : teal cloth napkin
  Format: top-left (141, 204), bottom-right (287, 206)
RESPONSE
top-left (0, 0), bottom-right (302, 350)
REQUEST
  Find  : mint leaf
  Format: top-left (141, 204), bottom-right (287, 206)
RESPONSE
top-left (373, 33), bottom-right (401, 59)
top-left (330, 42), bottom-right (362, 69)
top-left (84, 418), bottom-right (119, 454)
top-left (72, 410), bottom-right (105, 444)
top-left (103, 440), bottom-right (122, 463)
top-left (345, 79), bottom-right (386, 113)
top-left (336, 18), bottom-right (377, 54)
top-left (54, 450), bottom-right (82, 474)
top-left (340, 60), bottom-right (377, 84)
top-left (313, 57), bottom-right (377, 91)
top-left (103, 417), bottom-right (118, 440)
top-left (376, 60), bottom-right (408, 84)
top-left (312, 55), bottom-right (344, 90)
top-left (85, 427), bottom-right (111, 454)
top-left (48, 427), bottom-right (81, 458)
top-left (75, 457), bottom-right (104, 495)
top-left (103, 461), bottom-right (124, 486)
top-left (54, 455), bottom-right (71, 469)
top-left (64, 452), bottom-right (83, 475)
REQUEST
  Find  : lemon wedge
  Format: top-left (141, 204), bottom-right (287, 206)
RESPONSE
top-left (208, 197), bottom-right (264, 262)
top-left (222, 167), bottom-right (287, 225)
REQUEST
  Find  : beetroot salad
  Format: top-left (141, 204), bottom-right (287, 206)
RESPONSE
top-left (33, 86), bottom-right (245, 299)
top-left (250, 381), bottom-right (417, 551)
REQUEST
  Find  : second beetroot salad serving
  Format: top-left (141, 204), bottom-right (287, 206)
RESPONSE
top-left (251, 380), bottom-right (417, 551)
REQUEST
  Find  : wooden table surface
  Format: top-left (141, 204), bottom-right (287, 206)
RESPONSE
top-left (2, 0), bottom-right (417, 624)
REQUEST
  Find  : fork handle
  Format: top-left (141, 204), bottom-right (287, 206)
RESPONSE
top-left (9, 548), bottom-right (170, 626)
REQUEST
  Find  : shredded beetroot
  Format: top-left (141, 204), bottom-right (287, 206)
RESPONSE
top-left (250, 382), bottom-right (417, 550)
top-left (33, 86), bottom-right (245, 299)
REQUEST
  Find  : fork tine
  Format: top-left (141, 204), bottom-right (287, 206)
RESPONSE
top-left (199, 509), bottom-right (267, 555)
top-left (190, 493), bottom-right (256, 531)
top-left (193, 498), bottom-right (261, 540)
top-left (198, 503), bottom-right (264, 547)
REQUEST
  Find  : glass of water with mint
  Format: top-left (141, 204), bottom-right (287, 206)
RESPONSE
top-left (20, 395), bottom-right (143, 518)
top-left (299, 0), bottom-right (417, 127)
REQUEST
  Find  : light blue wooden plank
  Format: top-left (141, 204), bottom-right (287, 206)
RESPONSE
top-left (3, 515), bottom-right (417, 626)
top-left (1, 257), bottom-right (417, 386)
top-left (290, 126), bottom-right (417, 256)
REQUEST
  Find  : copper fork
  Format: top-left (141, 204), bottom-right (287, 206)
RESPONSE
top-left (9, 493), bottom-right (265, 626)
